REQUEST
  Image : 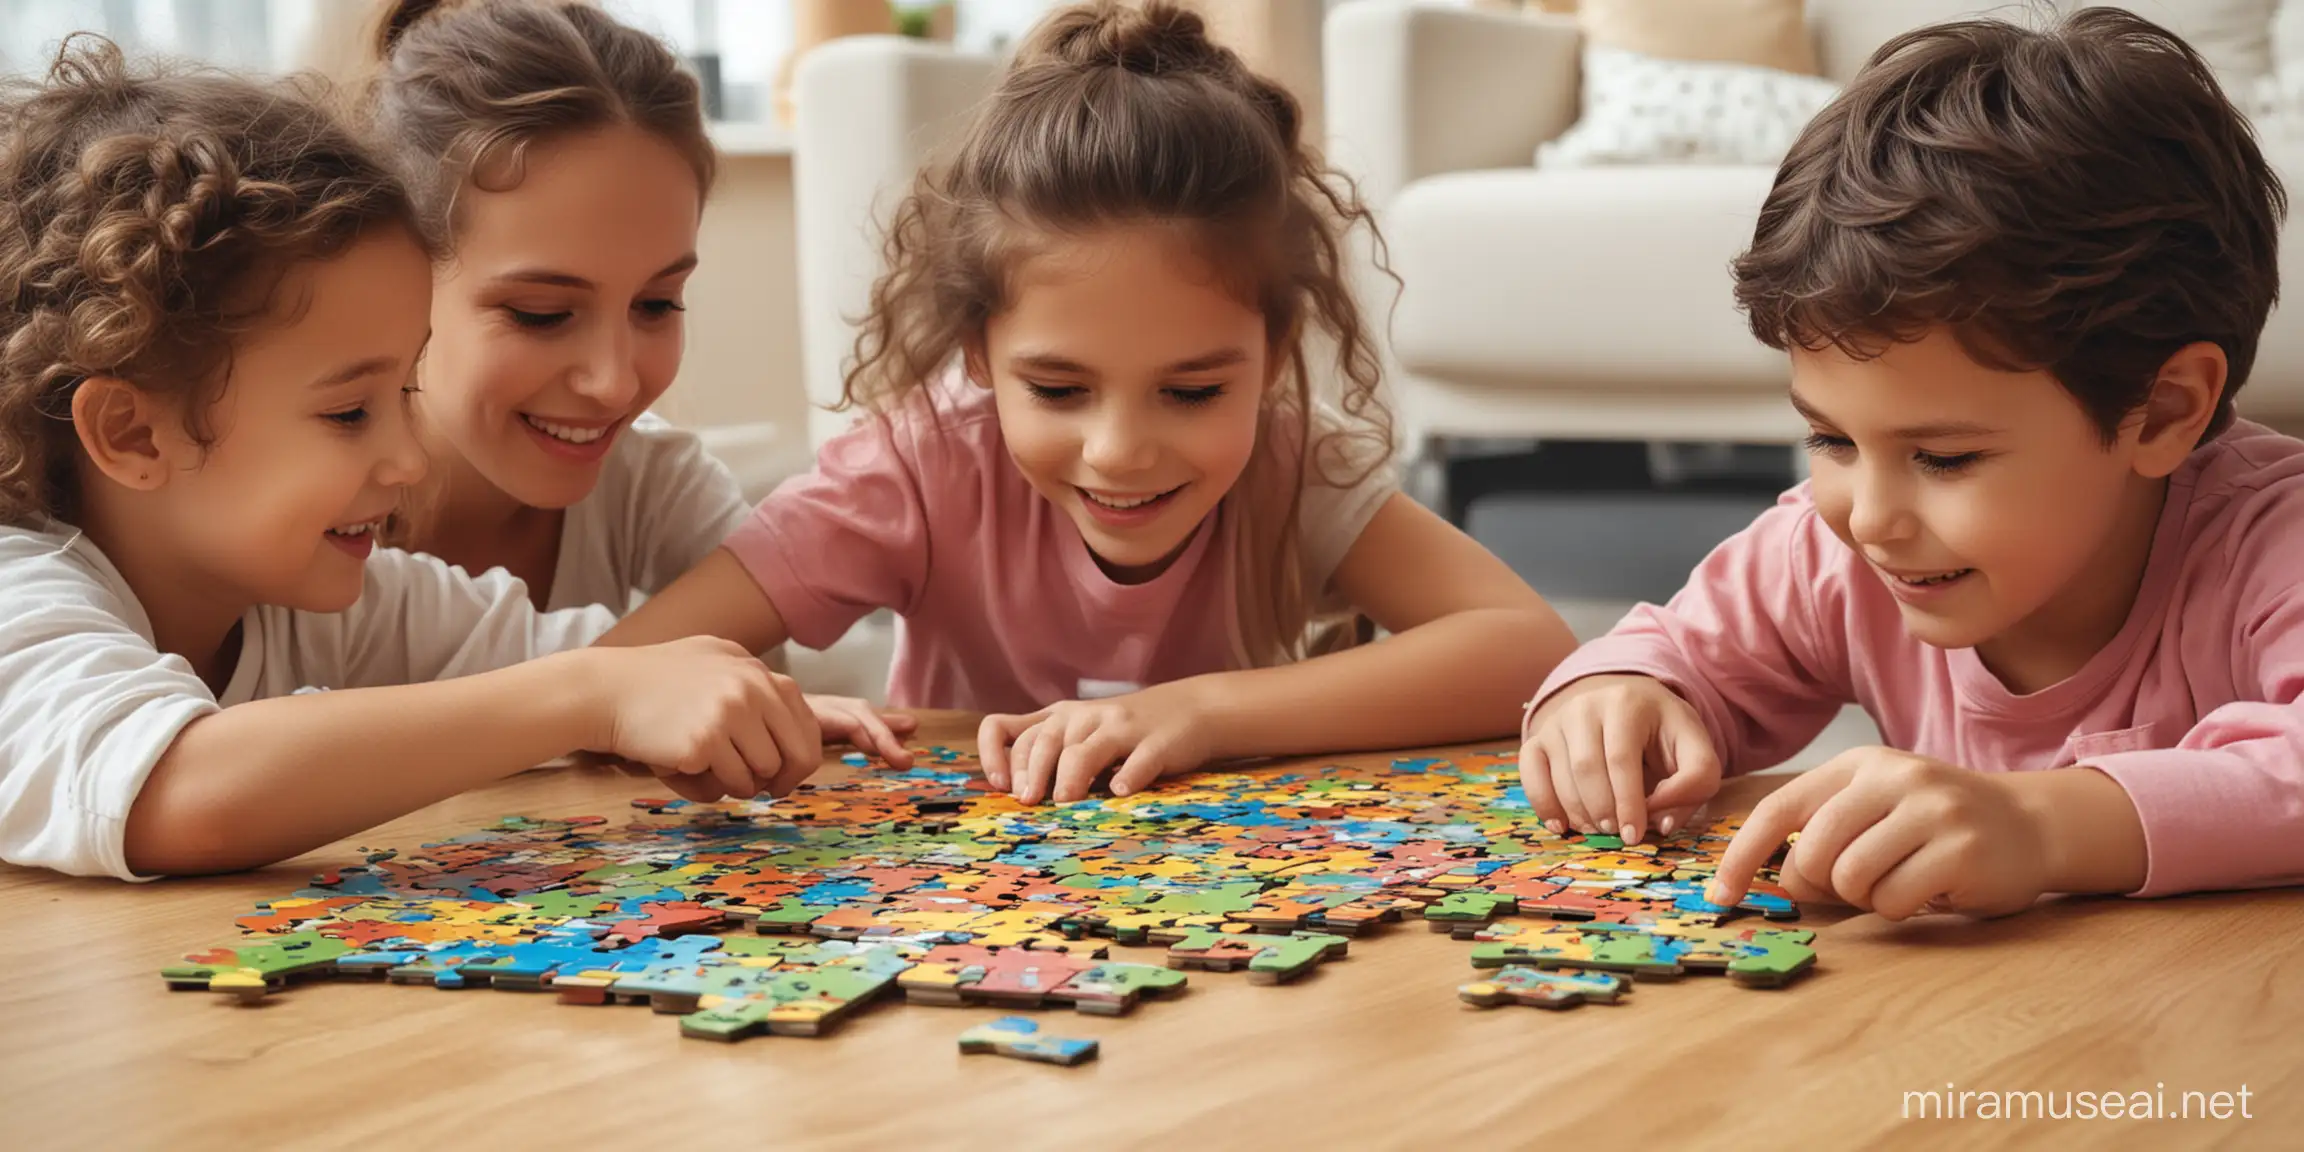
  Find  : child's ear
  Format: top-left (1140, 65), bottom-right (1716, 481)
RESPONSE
top-left (2130, 341), bottom-right (2225, 478)
top-left (70, 376), bottom-right (177, 492)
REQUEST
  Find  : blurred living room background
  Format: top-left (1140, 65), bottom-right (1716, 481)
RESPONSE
top-left (14, 1), bottom-right (2304, 760)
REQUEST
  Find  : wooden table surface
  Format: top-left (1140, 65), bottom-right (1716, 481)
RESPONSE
top-left (3, 714), bottom-right (2296, 1150)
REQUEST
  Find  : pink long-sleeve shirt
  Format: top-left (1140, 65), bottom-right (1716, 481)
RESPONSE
top-left (722, 381), bottom-right (1395, 714)
top-left (1530, 421), bottom-right (2304, 898)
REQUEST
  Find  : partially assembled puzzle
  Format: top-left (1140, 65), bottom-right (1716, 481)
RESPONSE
top-left (163, 748), bottom-right (1811, 1043)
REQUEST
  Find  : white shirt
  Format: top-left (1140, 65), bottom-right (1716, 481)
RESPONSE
top-left (543, 413), bottom-right (752, 614)
top-left (0, 522), bottom-right (615, 880)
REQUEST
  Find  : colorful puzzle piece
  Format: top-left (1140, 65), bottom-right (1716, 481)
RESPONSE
top-left (958, 1015), bottom-right (1099, 1065)
top-left (1163, 928), bottom-right (1350, 984)
top-left (1458, 967), bottom-right (1629, 1010)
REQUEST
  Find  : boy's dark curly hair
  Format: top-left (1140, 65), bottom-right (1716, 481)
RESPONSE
top-left (1734, 7), bottom-right (2286, 443)
top-left (0, 36), bottom-right (425, 527)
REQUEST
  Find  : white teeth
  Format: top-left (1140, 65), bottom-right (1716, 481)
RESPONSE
top-left (327, 519), bottom-right (383, 537)
top-left (523, 415), bottom-right (610, 445)
top-left (1900, 569), bottom-right (1970, 586)
top-left (1082, 489), bottom-right (1169, 510)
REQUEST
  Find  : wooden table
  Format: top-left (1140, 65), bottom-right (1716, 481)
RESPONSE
top-left (4, 715), bottom-right (2296, 1149)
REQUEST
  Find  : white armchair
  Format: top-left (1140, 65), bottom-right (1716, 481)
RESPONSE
top-left (792, 36), bottom-right (999, 449)
top-left (1322, 0), bottom-right (2304, 468)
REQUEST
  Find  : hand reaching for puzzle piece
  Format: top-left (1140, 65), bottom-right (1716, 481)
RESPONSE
top-left (587, 637), bottom-right (823, 801)
top-left (1707, 746), bottom-right (2055, 920)
top-left (805, 695), bottom-right (918, 770)
top-left (978, 684), bottom-right (1215, 804)
top-left (1519, 674), bottom-right (1724, 845)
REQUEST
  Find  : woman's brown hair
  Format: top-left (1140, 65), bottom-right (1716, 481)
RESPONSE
top-left (0, 36), bottom-right (424, 528)
top-left (368, 0), bottom-right (717, 253)
top-left (847, 0), bottom-right (1395, 668)
top-left (1733, 7), bottom-right (2285, 443)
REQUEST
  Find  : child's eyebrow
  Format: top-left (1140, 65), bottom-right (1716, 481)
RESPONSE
top-left (1008, 347), bottom-right (1249, 378)
top-left (310, 355), bottom-right (398, 389)
top-left (1010, 352), bottom-right (1096, 377)
top-left (1163, 348), bottom-right (1249, 374)
top-left (1787, 388), bottom-right (1998, 439)
top-left (1890, 419), bottom-right (2001, 439)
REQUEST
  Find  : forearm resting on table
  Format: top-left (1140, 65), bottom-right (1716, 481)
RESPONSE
top-left (597, 548), bottom-right (788, 653)
top-left (2009, 767), bottom-right (2149, 896)
top-left (122, 650), bottom-right (606, 875)
top-left (1190, 606), bottom-right (1577, 761)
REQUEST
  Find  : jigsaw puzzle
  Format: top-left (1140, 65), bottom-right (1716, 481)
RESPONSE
top-left (163, 748), bottom-right (1811, 1043)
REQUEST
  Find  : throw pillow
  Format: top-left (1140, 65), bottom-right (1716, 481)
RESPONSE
top-left (1538, 45), bottom-right (1840, 168)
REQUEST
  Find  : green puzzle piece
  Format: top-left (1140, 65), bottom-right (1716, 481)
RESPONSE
top-left (678, 958), bottom-right (905, 1041)
top-left (1165, 928), bottom-right (1349, 983)
top-left (163, 931), bottom-right (356, 997)
top-left (1423, 891), bottom-right (1514, 926)
top-left (511, 890), bottom-right (617, 919)
top-left (1065, 961), bottom-right (1188, 1001)
top-left (746, 897), bottom-right (843, 933)
top-left (1703, 928), bottom-right (1818, 988)
top-left (1244, 932), bottom-right (1348, 980)
top-left (1470, 922), bottom-right (1817, 987)
top-left (1141, 882), bottom-right (1265, 916)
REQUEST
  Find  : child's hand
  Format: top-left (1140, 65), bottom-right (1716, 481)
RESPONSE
top-left (1520, 674), bottom-right (1723, 844)
top-left (978, 685), bottom-right (1212, 804)
top-left (1708, 746), bottom-right (2051, 920)
top-left (589, 638), bottom-right (823, 800)
top-left (807, 694), bottom-right (918, 768)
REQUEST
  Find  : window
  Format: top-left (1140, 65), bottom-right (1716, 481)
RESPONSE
top-left (0, 1), bottom-right (1085, 117)
top-left (1, 0), bottom-right (320, 76)
top-left (599, 0), bottom-right (791, 123)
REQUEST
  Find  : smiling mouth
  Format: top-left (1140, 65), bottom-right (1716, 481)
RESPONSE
top-left (1889, 568), bottom-right (1973, 586)
top-left (1078, 485), bottom-right (1183, 511)
top-left (520, 414), bottom-right (617, 445)
top-left (326, 518), bottom-right (385, 539)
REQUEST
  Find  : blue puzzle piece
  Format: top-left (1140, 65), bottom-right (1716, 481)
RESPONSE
top-left (958, 1015), bottom-right (1098, 1065)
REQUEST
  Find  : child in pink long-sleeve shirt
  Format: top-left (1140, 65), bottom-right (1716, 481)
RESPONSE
top-left (1522, 9), bottom-right (2304, 917)
top-left (607, 1), bottom-right (1575, 806)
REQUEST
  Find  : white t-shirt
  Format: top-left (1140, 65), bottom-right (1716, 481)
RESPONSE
top-left (0, 522), bottom-right (615, 880)
top-left (543, 413), bottom-right (752, 614)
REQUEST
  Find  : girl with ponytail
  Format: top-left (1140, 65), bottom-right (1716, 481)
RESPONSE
top-left (609, 1), bottom-right (1576, 804)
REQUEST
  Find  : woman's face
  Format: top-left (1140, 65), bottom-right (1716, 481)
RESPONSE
top-left (420, 124), bottom-right (702, 510)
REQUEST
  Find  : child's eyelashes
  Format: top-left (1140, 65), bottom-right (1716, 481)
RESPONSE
top-left (1801, 431), bottom-right (1855, 457)
top-left (636, 298), bottom-right (686, 321)
top-left (1802, 431), bottom-right (1987, 476)
top-left (1023, 381), bottom-right (1086, 406)
top-left (322, 406), bottom-right (369, 428)
top-left (1020, 381), bottom-right (1226, 407)
top-left (1915, 450), bottom-right (1985, 476)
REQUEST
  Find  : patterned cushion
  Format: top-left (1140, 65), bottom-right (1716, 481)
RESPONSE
top-left (1538, 46), bottom-right (1840, 168)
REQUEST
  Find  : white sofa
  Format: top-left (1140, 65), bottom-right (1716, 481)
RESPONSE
top-left (1323, 0), bottom-right (2304, 457)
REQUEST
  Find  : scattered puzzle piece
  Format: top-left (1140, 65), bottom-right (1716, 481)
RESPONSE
top-left (958, 1015), bottom-right (1099, 1065)
top-left (1163, 928), bottom-right (1350, 984)
top-left (1459, 967), bottom-right (1629, 1010)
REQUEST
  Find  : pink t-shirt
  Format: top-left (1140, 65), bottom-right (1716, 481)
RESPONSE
top-left (1530, 421), bottom-right (2304, 898)
top-left (724, 382), bottom-right (1394, 714)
